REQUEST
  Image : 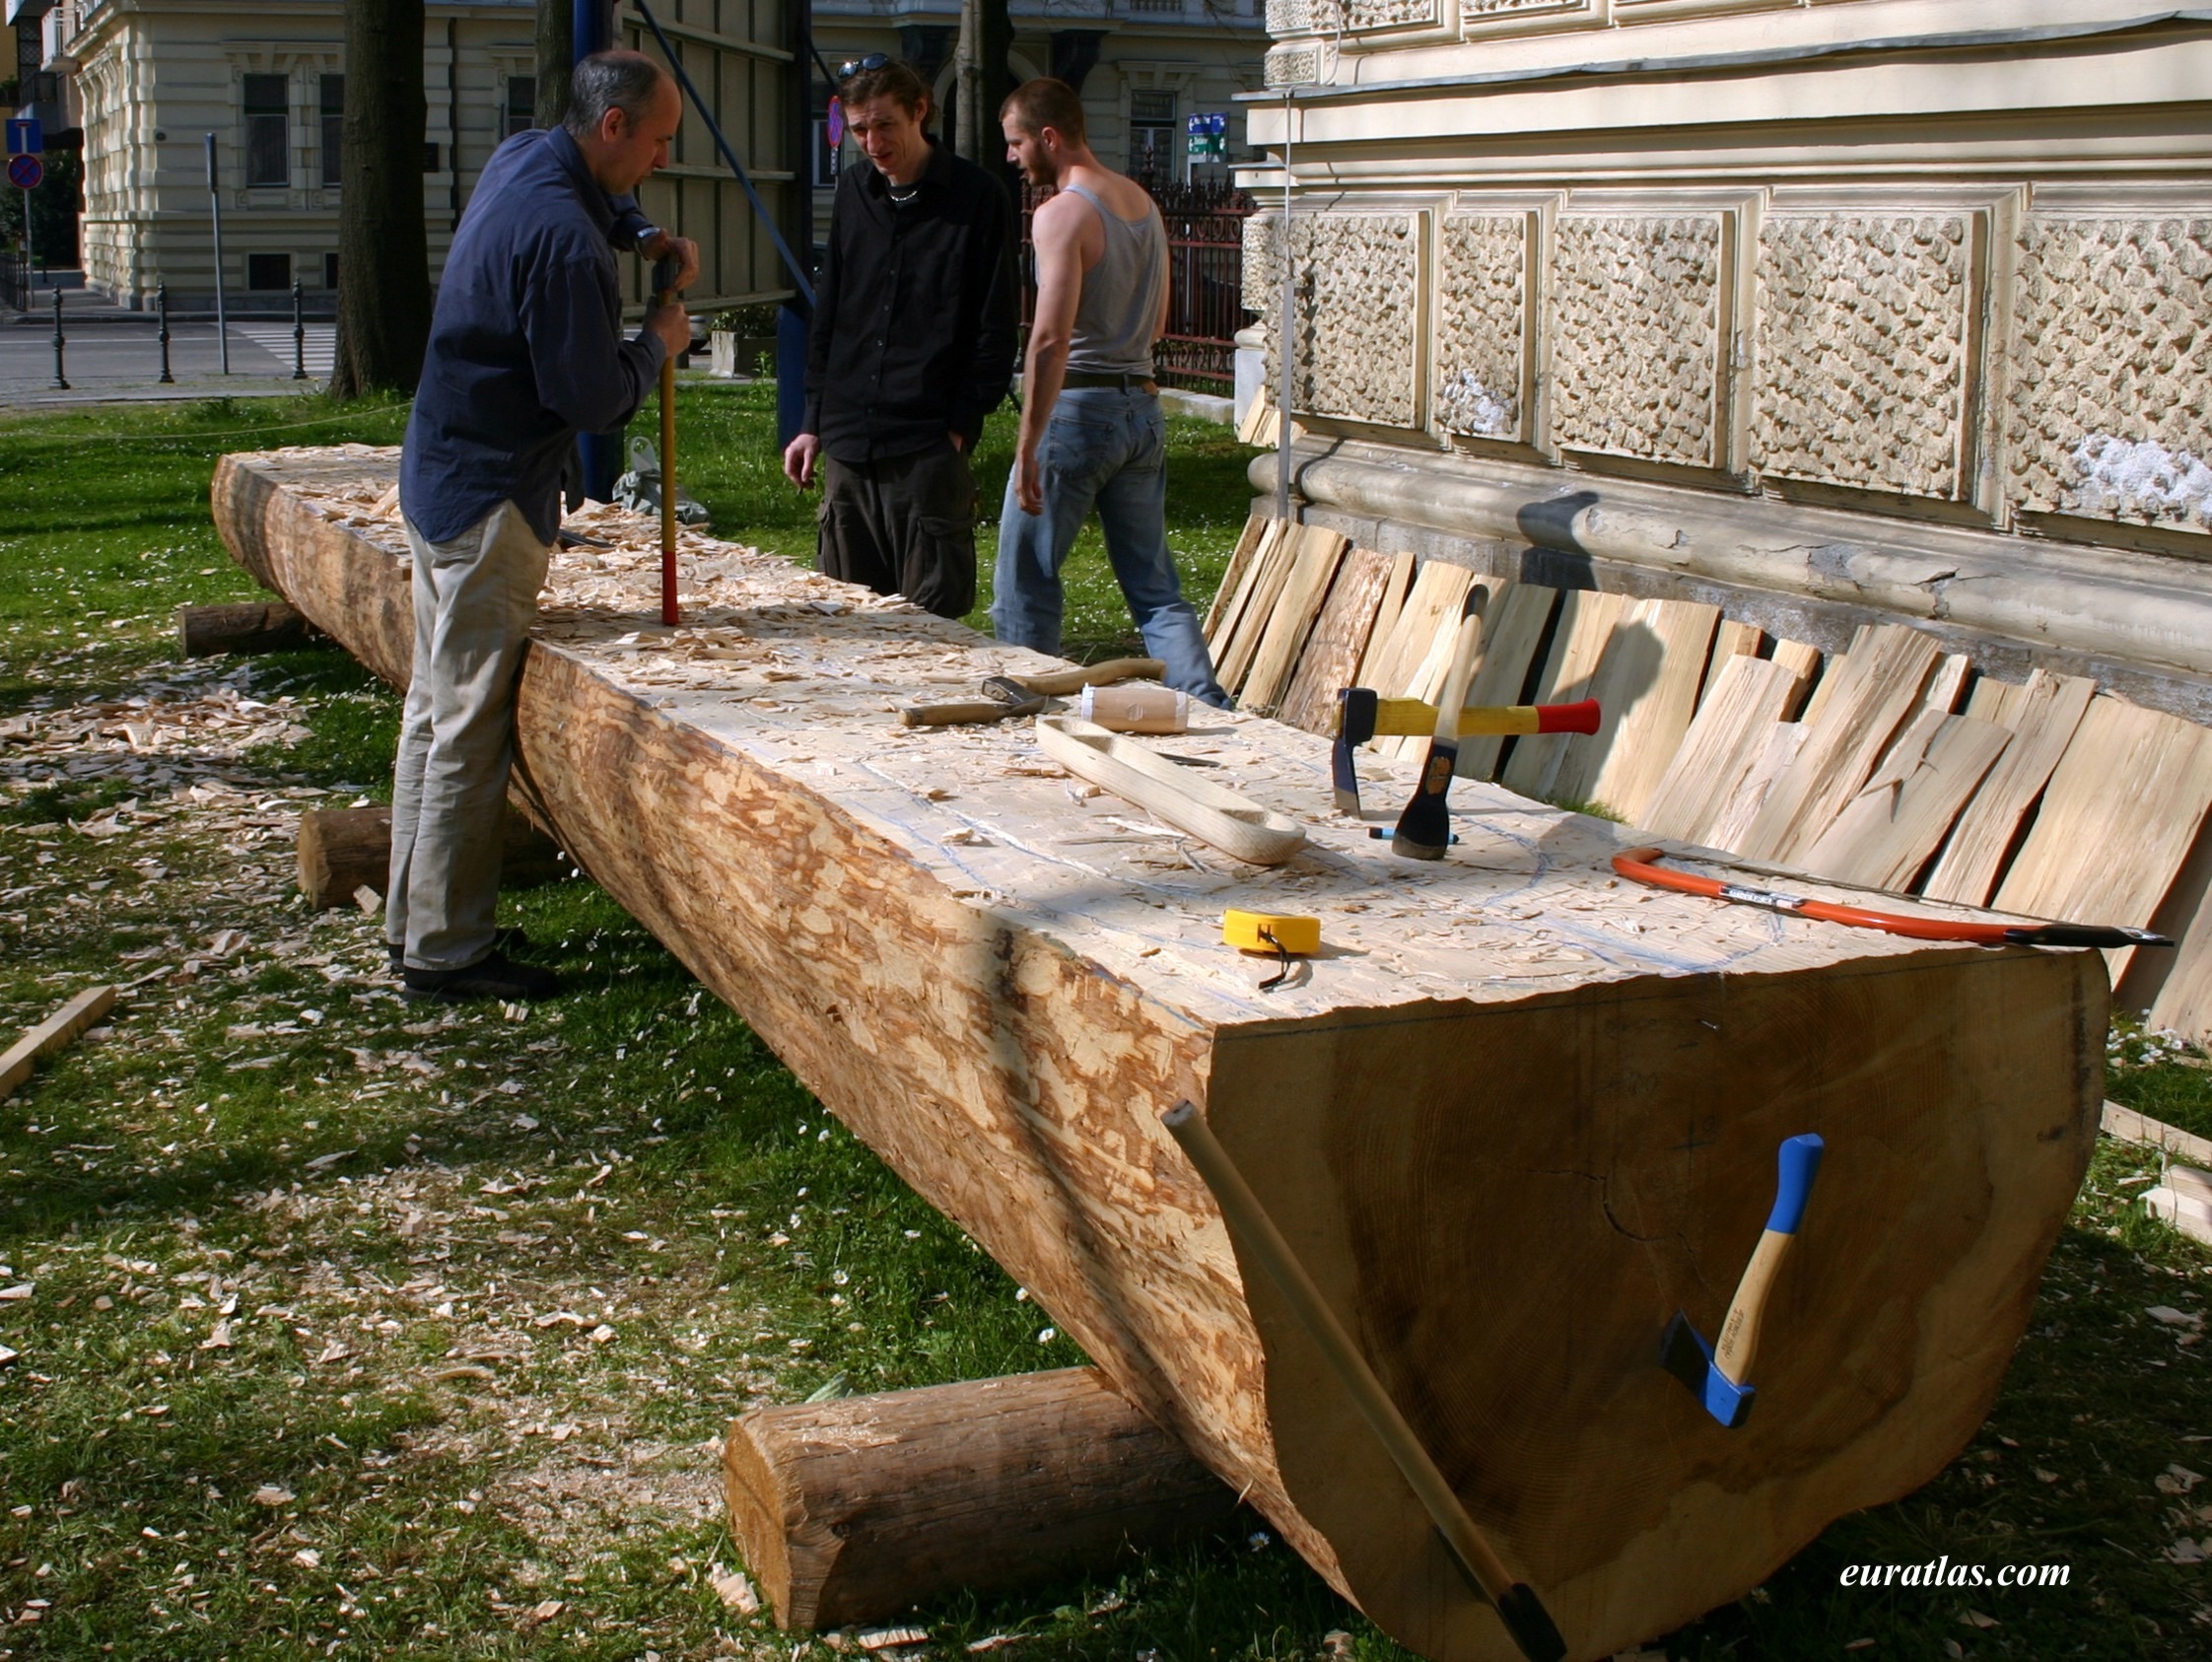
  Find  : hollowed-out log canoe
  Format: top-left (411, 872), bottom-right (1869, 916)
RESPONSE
top-left (212, 448), bottom-right (2104, 1661)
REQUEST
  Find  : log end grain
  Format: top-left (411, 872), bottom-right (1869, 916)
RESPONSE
top-left (176, 601), bottom-right (314, 658)
top-left (296, 805), bottom-right (570, 910)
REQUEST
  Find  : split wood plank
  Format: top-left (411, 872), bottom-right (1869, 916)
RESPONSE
top-left (2102, 1100), bottom-right (2212, 1168)
top-left (1553, 596), bottom-right (1722, 825)
top-left (1351, 551), bottom-right (1417, 692)
top-left (1699, 621), bottom-right (1765, 710)
top-left (1240, 526), bottom-right (1351, 716)
top-left (1922, 670), bottom-right (2098, 906)
top-left (1215, 525), bottom-right (1303, 695)
top-left (1735, 626), bottom-right (1945, 864)
top-left (1920, 654), bottom-right (1973, 717)
top-left (1769, 640), bottom-right (1824, 719)
top-left (1796, 650), bottom-right (1849, 729)
top-left (1378, 567), bottom-right (1486, 763)
top-left (0, 985), bottom-right (117, 1102)
top-left (1206, 519), bottom-right (1290, 673)
top-left (2145, 824), bottom-right (2212, 1042)
top-left (1702, 723), bottom-right (1813, 853)
top-left (1641, 656), bottom-right (1806, 845)
top-left (1994, 694), bottom-right (2212, 985)
top-left (1362, 560), bottom-right (1471, 701)
top-left (1202, 514), bottom-right (1272, 640)
top-left (1453, 582), bottom-right (1562, 781)
top-left (1501, 589), bottom-right (1628, 801)
top-left (1800, 713), bottom-right (2013, 892)
top-left (1278, 547), bottom-right (1396, 736)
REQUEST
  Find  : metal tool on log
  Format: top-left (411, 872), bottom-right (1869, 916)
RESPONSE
top-left (900, 658), bottom-right (1168, 727)
top-left (1661, 1133), bottom-right (1825, 1429)
top-left (1333, 691), bottom-right (1601, 815)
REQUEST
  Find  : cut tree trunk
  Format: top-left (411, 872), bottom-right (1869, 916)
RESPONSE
top-left (723, 1368), bottom-right (1235, 1629)
top-left (176, 601), bottom-right (314, 658)
top-left (297, 804), bottom-right (568, 910)
top-left (330, 0), bottom-right (432, 397)
top-left (215, 448), bottom-right (2108, 1662)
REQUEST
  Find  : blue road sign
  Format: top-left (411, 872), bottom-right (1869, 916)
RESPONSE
top-left (5, 117), bottom-right (41, 158)
top-left (7, 154), bottom-right (43, 190)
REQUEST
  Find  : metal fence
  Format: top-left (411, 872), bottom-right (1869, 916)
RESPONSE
top-left (1020, 179), bottom-right (1255, 393)
top-left (2, 252), bottom-right (31, 314)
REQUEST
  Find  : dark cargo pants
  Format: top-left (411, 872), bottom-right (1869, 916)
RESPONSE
top-left (817, 439), bottom-right (978, 619)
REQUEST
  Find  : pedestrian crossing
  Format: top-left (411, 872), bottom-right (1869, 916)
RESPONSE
top-left (231, 322), bottom-right (337, 378)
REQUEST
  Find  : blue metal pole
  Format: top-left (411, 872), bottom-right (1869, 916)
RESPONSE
top-left (574, 0), bottom-right (620, 504)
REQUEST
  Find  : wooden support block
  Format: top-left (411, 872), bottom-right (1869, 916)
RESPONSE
top-left (1922, 669), bottom-right (2097, 906)
top-left (1642, 656), bottom-right (1804, 846)
top-left (1278, 547), bottom-right (1395, 736)
top-left (175, 600), bottom-right (314, 658)
top-left (0, 985), bottom-right (116, 1102)
top-left (722, 1368), bottom-right (1235, 1631)
top-left (296, 804), bottom-right (569, 910)
top-left (1800, 713), bottom-right (2012, 892)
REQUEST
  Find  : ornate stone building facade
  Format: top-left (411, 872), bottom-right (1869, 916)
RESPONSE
top-left (1238, 0), bottom-right (2212, 714)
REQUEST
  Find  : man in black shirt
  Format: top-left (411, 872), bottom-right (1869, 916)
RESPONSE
top-left (784, 59), bottom-right (1018, 618)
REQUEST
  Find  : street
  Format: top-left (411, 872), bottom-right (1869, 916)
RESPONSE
top-left (0, 316), bottom-right (336, 403)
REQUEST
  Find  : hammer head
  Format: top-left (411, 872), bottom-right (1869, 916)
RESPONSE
top-left (1331, 688), bottom-right (1379, 815)
top-left (1660, 1310), bottom-right (1756, 1428)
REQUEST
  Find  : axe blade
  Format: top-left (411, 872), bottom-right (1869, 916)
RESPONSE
top-left (1331, 688), bottom-right (1379, 816)
top-left (1660, 1310), bottom-right (1756, 1429)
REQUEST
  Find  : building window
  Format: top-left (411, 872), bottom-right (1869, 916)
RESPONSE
top-left (323, 252), bottom-right (339, 290)
top-left (506, 76), bottom-right (535, 139)
top-left (247, 252), bottom-right (293, 291)
top-left (243, 73), bottom-right (290, 188)
top-left (1129, 91), bottom-right (1176, 185)
top-left (320, 75), bottom-right (343, 188)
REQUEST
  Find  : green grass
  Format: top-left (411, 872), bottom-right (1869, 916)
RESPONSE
top-left (2, 389), bottom-right (2209, 1660)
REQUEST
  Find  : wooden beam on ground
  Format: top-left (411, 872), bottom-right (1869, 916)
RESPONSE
top-left (296, 804), bottom-right (569, 911)
top-left (0, 986), bottom-right (116, 1102)
top-left (175, 600), bottom-right (315, 658)
top-left (723, 1368), bottom-right (1235, 1630)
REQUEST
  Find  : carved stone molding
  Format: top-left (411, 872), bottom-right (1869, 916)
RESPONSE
top-left (1551, 214), bottom-right (1728, 467)
top-left (2010, 216), bottom-right (2212, 536)
top-left (1756, 214), bottom-right (1978, 500)
top-left (1264, 45), bottom-right (1322, 87)
top-left (1246, 212), bottom-right (1422, 430)
top-left (1433, 213), bottom-right (1529, 442)
top-left (1465, 0), bottom-right (1585, 19)
top-left (1269, 0), bottom-right (1442, 32)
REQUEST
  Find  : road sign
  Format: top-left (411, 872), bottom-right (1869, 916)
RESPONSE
top-left (7, 154), bottom-right (42, 191)
top-left (827, 96), bottom-right (845, 148)
top-left (5, 117), bottom-right (41, 157)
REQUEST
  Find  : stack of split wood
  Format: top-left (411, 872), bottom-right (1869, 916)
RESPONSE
top-left (1210, 515), bottom-right (2212, 1042)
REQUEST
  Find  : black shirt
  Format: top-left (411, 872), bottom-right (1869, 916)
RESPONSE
top-left (805, 139), bottom-right (1019, 464)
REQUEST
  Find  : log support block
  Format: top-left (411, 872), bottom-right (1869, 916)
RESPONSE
top-left (176, 601), bottom-right (316, 658)
top-left (296, 804), bottom-right (570, 910)
top-left (722, 1367), bottom-right (1236, 1630)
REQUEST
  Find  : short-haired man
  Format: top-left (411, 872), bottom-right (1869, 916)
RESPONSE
top-left (994, 80), bottom-right (1228, 706)
top-left (783, 59), bottom-right (1018, 618)
top-left (394, 50), bottom-right (696, 1002)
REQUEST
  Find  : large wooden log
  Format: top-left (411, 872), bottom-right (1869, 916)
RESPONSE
top-left (723, 1368), bottom-right (1235, 1629)
top-left (212, 449), bottom-right (2107, 1662)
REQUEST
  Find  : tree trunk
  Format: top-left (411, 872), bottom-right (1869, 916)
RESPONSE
top-left (535, 0), bottom-right (574, 132)
top-left (980, 0), bottom-right (1017, 193)
top-left (330, 0), bottom-right (433, 399)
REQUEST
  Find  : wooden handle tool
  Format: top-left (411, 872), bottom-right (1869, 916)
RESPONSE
top-left (655, 253), bottom-right (679, 628)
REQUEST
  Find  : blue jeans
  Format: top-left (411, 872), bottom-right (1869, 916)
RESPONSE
top-left (992, 386), bottom-right (1229, 706)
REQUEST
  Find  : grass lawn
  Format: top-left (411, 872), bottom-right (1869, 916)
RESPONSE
top-left (0, 384), bottom-right (2207, 1661)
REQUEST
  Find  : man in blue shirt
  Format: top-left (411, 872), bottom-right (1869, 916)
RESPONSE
top-left (392, 50), bottom-right (695, 1002)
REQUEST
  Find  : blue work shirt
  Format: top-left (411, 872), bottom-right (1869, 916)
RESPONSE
top-left (401, 126), bottom-right (664, 544)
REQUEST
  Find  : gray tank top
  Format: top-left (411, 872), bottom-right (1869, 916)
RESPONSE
top-left (1063, 182), bottom-right (1167, 379)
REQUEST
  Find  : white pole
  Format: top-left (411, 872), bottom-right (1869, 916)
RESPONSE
top-left (955, 0), bottom-right (981, 162)
top-left (1274, 87), bottom-right (1294, 523)
top-left (205, 133), bottom-right (229, 375)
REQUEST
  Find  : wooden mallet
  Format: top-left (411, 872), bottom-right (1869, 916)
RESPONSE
top-left (1661, 1133), bottom-right (1826, 1429)
top-left (655, 252), bottom-right (680, 628)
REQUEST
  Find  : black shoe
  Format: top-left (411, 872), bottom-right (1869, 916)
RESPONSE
top-left (402, 949), bottom-right (563, 1004)
top-left (389, 927), bottom-right (531, 975)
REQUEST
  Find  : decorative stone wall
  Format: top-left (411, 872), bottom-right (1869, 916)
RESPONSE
top-left (1756, 214), bottom-right (1977, 499)
top-left (1467, 0), bottom-right (1588, 17)
top-left (1246, 211), bottom-right (1422, 430)
top-left (1550, 215), bottom-right (1727, 467)
top-left (2009, 217), bottom-right (2212, 533)
top-left (1267, 0), bottom-right (1446, 33)
top-left (1432, 214), bottom-right (1529, 442)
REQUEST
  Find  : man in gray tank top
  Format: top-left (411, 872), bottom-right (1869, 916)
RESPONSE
top-left (993, 80), bottom-right (1229, 707)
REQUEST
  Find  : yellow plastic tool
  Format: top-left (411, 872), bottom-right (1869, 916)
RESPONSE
top-left (1221, 910), bottom-right (1321, 955)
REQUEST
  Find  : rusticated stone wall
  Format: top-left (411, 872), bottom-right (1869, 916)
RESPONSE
top-left (1432, 214), bottom-right (1529, 442)
top-left (2010, 217), bottom-right (2212, 533)
top-left (1550, 215), bottom-right (1726, 467)
top-left (1247, 212), bottom-right (1422, 429)
top-left (1756, 214), bottom-right (1979, 500)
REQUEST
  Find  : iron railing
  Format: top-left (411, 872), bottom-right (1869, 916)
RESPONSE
top-left (1020, 178), bottom-right (1255, 393)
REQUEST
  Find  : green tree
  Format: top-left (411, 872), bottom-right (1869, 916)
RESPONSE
top-left (330, 0), bottom-right (433, 398)
top-left (1, 150), bottom-right (82, 271)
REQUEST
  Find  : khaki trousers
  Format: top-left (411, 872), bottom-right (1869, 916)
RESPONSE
top-left (387, 501), bottom-right (550, 972)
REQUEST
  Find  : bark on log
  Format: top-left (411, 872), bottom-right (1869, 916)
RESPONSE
top-left (296, 804), bottom-right (568, 910)
top-left (176, 601), bottom-right (314, 658)
top-left (215, 450), bottom-right (2108, 1662)
top-left (723, 1368), bottom-right (1235, 1629)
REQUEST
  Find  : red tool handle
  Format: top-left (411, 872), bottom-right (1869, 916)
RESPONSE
top-left (1536, 698), bottom-right (1601, 735)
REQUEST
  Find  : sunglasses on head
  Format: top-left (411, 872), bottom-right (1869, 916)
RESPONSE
top-left (836, 53), bottom-right (891, 80)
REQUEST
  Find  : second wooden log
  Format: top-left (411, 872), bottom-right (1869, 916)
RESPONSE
top-left (176, 601), bottom-right (315, 658)
top-left (722, 1367), bottom-right (1236, 1631)
top-left (295, 804), bottom-right (569, 910)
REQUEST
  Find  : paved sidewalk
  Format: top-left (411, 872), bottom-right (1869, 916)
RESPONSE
top-left (0, 316), bottom-right (335, 405)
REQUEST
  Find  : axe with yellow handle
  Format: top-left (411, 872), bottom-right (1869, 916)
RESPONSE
top-left (1332, 687), bottom-right (1601, 815)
